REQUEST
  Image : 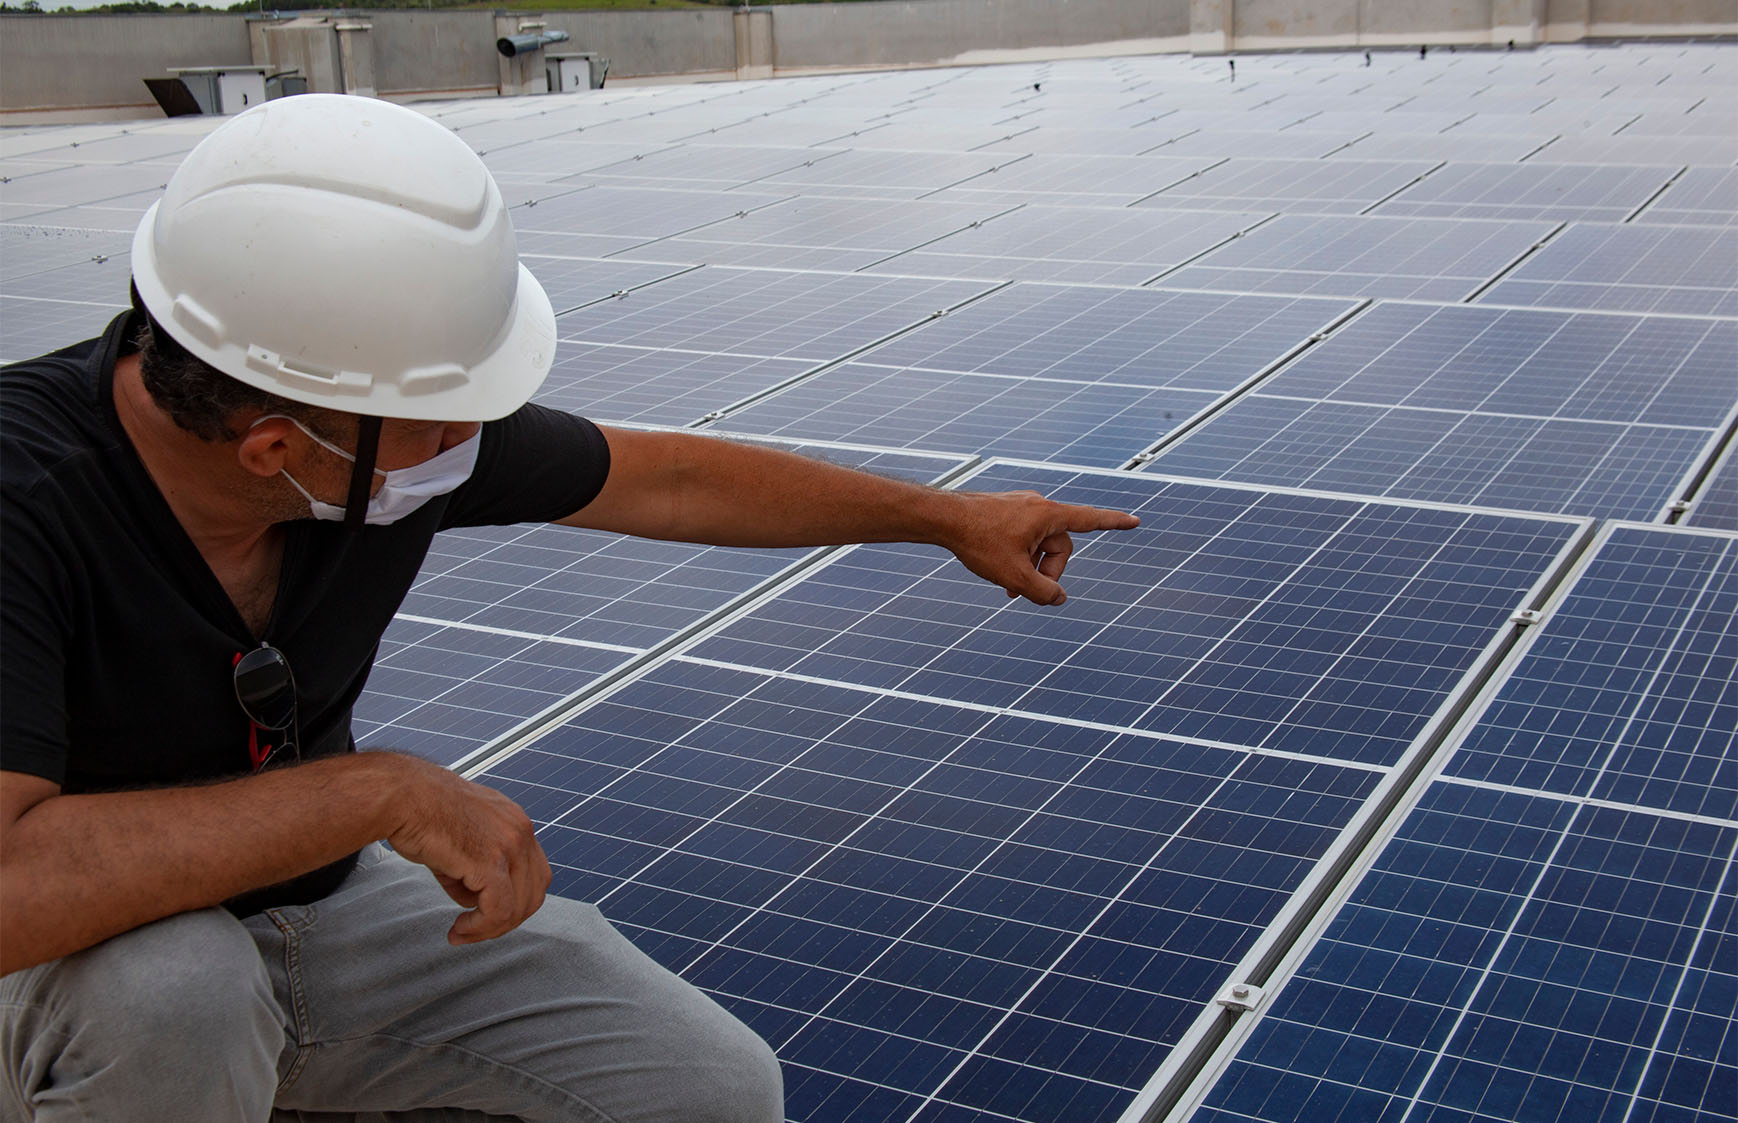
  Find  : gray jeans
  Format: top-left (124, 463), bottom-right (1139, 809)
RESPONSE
top-left (1, 844), bottom-right (783, 1122)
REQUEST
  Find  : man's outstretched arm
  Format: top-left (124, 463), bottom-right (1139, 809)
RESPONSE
top-left (562, 427), bottom-right (1141, 607)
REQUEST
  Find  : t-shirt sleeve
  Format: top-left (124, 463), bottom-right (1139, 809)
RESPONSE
top-left (0, 482), bottom-right (73, 785)
top-left (438, 403), bottom-right (611, 530)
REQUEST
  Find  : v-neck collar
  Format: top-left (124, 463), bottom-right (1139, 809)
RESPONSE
top-left (96, 311), bottom-right (304, 644)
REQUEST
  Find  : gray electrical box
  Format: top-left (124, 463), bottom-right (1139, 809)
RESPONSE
top-left (545, 52), bottom-right (608, 92)
top-left (167, 66), bottom-right (271, 114)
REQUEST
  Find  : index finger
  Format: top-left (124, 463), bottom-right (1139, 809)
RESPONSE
top-left (1058, 504), bottom-right (1140, 533)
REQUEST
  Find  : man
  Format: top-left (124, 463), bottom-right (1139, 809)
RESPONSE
top-left (0, 95), bottom-right (1138, 1121)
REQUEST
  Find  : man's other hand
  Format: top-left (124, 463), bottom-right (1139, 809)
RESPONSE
top-left (384, 755), bottom-right (553, 946)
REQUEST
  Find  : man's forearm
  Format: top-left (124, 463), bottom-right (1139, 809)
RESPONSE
top-left (1, 753), bottom-right (402, 975)
top-left (570, 428), bottom-right (1140, 606)
top-left (571, 428), bottom-right (964, 549)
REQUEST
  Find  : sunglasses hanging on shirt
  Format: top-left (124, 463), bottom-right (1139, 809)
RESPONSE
top-left (233, 644), bottom-right (301, 772)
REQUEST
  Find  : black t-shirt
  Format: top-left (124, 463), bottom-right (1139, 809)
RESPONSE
top-left (0, 311), bottom-right (610, 911)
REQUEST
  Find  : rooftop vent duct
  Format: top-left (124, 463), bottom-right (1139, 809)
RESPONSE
top-left (497, 30), bottom-right (569, 58)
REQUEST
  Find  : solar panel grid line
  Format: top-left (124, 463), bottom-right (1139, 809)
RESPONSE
top-left (1437, 775), bottom-right (1738, 832)
top-left (668, 650), bottom-right (1401, 777)
top-left (395, 611), bottom-right (644, 656)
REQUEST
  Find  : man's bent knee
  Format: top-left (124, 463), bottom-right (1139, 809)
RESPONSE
top-left (2, 909), bottom-right (282, 1121)
top-left (700, 1019), bottom-right (784, 1123)
top-left (650, 995), bottom-right (783, 1123)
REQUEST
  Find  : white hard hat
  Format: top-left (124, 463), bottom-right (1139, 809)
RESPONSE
top-left (130, 94), bottom-right (554, 422)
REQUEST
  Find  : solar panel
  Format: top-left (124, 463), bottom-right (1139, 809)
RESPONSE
top-left (826, 124), bottom-right (1040, 152)
top-left (5, 130), bottom-right (198, 166)
top-left (512, 184), bottom-right (791, 248)
top-left (0, 196), bottom-right (157, 234)
top-left (741, 149), bottom-right (1013, 200)
top-left (1634, 167), bottom-right (1738, 227)
top-left (973, 127), bottom-right (1182, 157)
top-left (1326, 133), bottom-right (1551, 164)
top-left (710, 365), bottom-right (1221, 467)
top-left (480, 660), bottom-right (1388, 1123)
top-left (1280, 112), bottom-right (1477, 136)
top-left (1191, 524), bottom-right (1737, 1123)
top-left (0, 292), bottom-right (128, 364)
top-left (1371, 163), bottom-right (1679, 223)
top-left (1680, 432), bottom-right (1738, 531)
top-left (1157, 214), bottom-right (1557, 302)
top-left (702, 285), bottom-right (1356, 464)
top-left (531, 342), bottom-right (815, 427)
top-left (927, 154), bottom-right (1220, 208)
top-left (0, 162), bottom-right (169, 211)
top-left (552, 266), bottom-right (995, 362)
top-left (3, 44), bottom-right (1736, 1123)
top-left (1150, 131), bottom-right (1360, 161)
top-left (611, 196), bottom-right (1016, 272)
top-left (865, 206), bottom-right (1267, 286)
top-left (579, 144), bottom-right (846, 191)
top-left (1135, 159), bottom-right (1440, 216)
top-left (1613, 106), bottom-right (1738, 137)
top-left (685, 463), bottom-right (1584, 767)
top-left (815, 285), bottom-right (1359, 389)
top-left (358, 441), bottom-right (973, 767)
top-left (0, 224), bottom-right (133, 284)
top-left (1142, 303), bottom-right (1738, 520)
top-left (1527, 132), bottom-right (1738, 166)
top-left (462, 462), bottom-right (1582, 1122)
top-left (518, 257), bottom-right (690, 317)
top-left (1477, 223), bottom-right (1738, 317)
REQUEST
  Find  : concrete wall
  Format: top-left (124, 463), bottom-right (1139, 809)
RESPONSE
top-left (367, 10), bottom-right (497, 97)
top-left (772, 0), bottom-right (1189, 71)
top-left (0, 14), bottom-right (251, 114)
top-left (1219, 0), bottom-right (1732, 50)
top-left (1588, 0), bottom-right (1738, 37)
top-left (542, 10), bottom-right (736, 78)
top-left (3, 0), bottom-right (1733, 120)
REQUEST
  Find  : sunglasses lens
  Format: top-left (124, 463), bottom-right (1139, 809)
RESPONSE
top-left (235, 647), bottom-right (296, 730)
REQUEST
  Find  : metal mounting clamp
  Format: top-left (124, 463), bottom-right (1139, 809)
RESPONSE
top-left (1215, 981), bottom-right (1265, 1013)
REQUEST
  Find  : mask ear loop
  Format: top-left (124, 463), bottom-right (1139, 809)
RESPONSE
top-left (343, 415), bottom-right (383, 532)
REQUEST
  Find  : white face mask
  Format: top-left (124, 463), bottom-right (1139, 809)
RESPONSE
top-left (254, 415), bottom-right (481, 526)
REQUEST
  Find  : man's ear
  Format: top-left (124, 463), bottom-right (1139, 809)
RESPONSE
top-left (235, 415), bottom-right (297, 479)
